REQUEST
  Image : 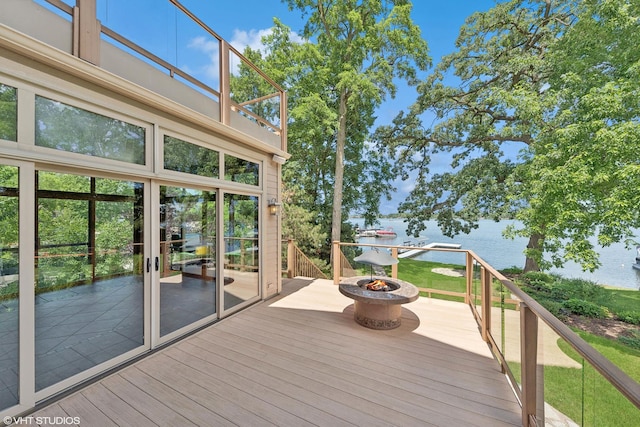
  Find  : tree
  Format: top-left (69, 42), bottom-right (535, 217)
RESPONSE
top-left (518, 0), bottom-right (640, 271)
top-left (279, 0), bottom-right (430, 258)
top-left (232, 2), bottom-right (429, 262)
top-left (375, 0), bottom-right (640, 273)
top-left (374, 0), bottom-right (579, 272)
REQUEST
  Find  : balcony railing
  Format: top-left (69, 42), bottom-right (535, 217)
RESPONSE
top-left (331, 241), bottom-right (640, 426)
top-left (41, 0), bottom-right (287, 151)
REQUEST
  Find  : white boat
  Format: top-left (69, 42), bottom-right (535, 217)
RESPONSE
top-left (356, 228), bottom-right (378, 237)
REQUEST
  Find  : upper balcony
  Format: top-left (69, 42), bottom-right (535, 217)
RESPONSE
top-left (0, 0), bottom-right (286, 155)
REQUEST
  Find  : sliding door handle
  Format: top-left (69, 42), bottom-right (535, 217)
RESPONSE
top-left (146, 257), bottom-right (150, 273)
top-left (155, 256), bottom-right (159, 271)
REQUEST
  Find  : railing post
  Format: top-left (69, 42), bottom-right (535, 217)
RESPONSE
top-left (219, 40), bottom-right (230, 126)
top-left (465, 252), bottom-right (472, 305)
top-left (280, 90), bottom-right (288, 152)
top-left (481, 266), bottom-right (491, 342)
top-left (74, 0), bottom-right (101, 65)
top-left (521, 302), bottom-right (538, 427)
top-left (287, 239), bottom-right (295, 278)
top-left (332, 241), bottom-right (340, 285)
top-left (391, 247), bottom-right (398, 279)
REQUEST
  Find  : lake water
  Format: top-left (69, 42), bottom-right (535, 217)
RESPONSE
top-left (352, 218), bottom-right (640, 290)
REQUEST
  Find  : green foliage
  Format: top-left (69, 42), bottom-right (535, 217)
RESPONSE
top-left (0, 83), bottom-right (17, 141)
top-left (500, 266), bottom-right (522, 275)
top-left (617, 311), bottom-right (640, 326)
top-left (563, 298), bottom-right (609, 318)
top-left (618, 330), bottom-right (640, 350)
top-left (374, 0), bottom-right (640, 273)
top-left (243, 1), bottom-right (430, 260)
top-left (516, 271), bottom-right (640, 325)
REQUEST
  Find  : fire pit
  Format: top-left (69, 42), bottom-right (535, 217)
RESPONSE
top-left (339, 276), bottom-right (419, 330)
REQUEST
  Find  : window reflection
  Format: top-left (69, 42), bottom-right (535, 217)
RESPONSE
top-left (34, 171), bottom-right (144, 391)
top-left (223, 193), bottom-right (259, 310)
top-left (0, 165), bottom-right (19, 410)
top-left (35, 96), bottom-right (146, 164)
top-left (0, 84), bottom-right (17, 142)
top-left (164, 135), bottom-right (219, 178)
top-left (224, 154), bottom-right (259, 186)
top-left (160, 186), bottom-right (216, 336)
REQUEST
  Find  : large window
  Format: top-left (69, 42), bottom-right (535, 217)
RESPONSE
top-left (0, 164), bottom-right (19, 410)
top-left (35, 96), bottom-right (146, 164)
top-left (224, 154), bottom-right (259, 186)
top-left (34, 171), bottom-right (144, 391)
top-left (0, 83), bottom-right (17, 141)
top-left (163, 135), bottom-right (219, 178)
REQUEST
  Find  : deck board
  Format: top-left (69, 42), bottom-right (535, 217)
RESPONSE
top-left (30, 278), bottom-right (521, 426)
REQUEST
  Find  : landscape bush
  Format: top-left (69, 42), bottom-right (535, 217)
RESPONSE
top-left (562, 298), bottom-right (609, 318)
top-left (618, 330), bottom-right (640, 350)
top-left (616, 311), bottom-right (640, 325)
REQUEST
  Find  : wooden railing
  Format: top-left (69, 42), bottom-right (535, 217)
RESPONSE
top-left (332, 241), bottom-right (640, 426)
top-left (283, 240), bottom-right (328, 279)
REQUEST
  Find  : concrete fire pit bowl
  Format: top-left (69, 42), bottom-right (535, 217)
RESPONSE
top-left (339, 276), bottom-right (419, 330)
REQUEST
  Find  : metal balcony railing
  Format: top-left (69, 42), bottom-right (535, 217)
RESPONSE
top-left (42, 0), bottom-right (287, 151)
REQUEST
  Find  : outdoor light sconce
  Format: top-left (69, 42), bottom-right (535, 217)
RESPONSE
top-left (268, 198), bottom-right (281, 216)
top-left (272, 154), bottom-right (287, 165)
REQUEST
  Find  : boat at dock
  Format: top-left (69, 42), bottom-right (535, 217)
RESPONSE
top-left (355, 227), bottom-right (398, 238)
top-left (374, 227), bottom-right (397, 238)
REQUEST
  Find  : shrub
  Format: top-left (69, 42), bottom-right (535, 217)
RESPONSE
top-left (618, 330), bottom-right (640, 350)
top-left (617, 311), bottom-right (640, 325)
top-left (521, 271), bottom-right (554, 285)
top-left (539, 299), bottom-right (568, 320)
top-left (500, 266), bottom-right (523, 275)
top-left (563, 298), bottom-right (609, 318)
top-left (549, 278), bottom-right (611, 306)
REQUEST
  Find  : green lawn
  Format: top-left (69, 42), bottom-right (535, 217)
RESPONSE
top-left (395, 258), bottom-right (467, 301)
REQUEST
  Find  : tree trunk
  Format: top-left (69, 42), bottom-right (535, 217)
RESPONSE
top-left (523, 232), bottom-right (543, 272)
top-left (331, 89), bottom-right (348, 260)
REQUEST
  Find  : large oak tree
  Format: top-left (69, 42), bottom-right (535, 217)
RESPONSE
top-left (374, 0), bottom-right (640, 272)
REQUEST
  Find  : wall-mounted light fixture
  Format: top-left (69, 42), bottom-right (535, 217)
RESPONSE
top-left (268, 198), bottom-right (281, 216)
top-left (272, 154), bottom-right (287, 165)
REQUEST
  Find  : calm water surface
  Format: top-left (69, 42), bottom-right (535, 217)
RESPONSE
top-left (352, 218), bottom-right (640, 290)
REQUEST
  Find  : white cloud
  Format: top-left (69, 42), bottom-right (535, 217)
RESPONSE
top-left (186, 35), bottom-right (220, 83)
top-left (185, 26), bottom-right (302, 83)
top-left (230, 28), bottom-right (274, 55)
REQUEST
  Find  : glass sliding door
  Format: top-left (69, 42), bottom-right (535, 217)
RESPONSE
top-left (34, 171), bottom-right (145, 391)
top-left (0, 164), bottom-right (19, 410)
top-left (223, 193), bottom-right (259, 311)
top-left (159, 186), bottom-right (216, 337)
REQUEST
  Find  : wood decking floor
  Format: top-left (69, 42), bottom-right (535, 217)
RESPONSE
top-left (30, 278), bottom-right (522, 426)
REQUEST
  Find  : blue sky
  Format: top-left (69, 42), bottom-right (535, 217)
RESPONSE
top-left (93, 0), bottom-right (499, 214)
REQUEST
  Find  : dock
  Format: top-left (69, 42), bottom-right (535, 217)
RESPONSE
top-left (398, 242), bottom-right (462, 259)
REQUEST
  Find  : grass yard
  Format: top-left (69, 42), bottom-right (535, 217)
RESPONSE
top-left (396, 258), bottom-right (467, 302)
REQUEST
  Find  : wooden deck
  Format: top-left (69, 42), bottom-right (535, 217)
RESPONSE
top-left (31, 278), bottom-right (522, 426)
